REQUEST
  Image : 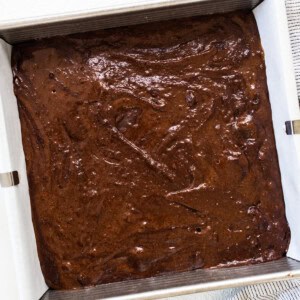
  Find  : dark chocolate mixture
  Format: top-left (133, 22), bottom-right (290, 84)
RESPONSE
top-left (12, 11), bottom-right (290, 290)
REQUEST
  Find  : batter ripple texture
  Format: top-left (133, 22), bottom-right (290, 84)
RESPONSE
top-left (12, 11), bottom-right (290, 290)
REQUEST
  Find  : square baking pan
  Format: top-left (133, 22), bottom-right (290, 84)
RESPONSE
top-left (1, 0), bottom-right (300, 299)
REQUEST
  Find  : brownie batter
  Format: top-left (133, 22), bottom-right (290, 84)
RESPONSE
top-left (12, 11), bottom-right (290, 290)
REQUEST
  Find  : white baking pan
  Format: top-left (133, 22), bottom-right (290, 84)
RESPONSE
top-left (1, 0), bottom-right (300, 299)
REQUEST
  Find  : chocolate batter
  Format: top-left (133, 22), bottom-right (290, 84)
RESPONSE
top-left (12, 11), bottom-right (290, 290)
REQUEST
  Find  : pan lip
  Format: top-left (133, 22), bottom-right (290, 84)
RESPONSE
top-left (43, 258), bottom-right (300, 299)
top-left (0, 0), bottom-right (226, 30)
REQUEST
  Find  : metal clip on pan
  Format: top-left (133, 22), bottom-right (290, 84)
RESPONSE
top-left (0, 171), bottom-right (19, 187)
top-left (286, 120), bottom-right (300, 135)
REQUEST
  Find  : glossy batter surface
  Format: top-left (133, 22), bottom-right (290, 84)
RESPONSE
top-left (12, 11), bottom-right (290, 290)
